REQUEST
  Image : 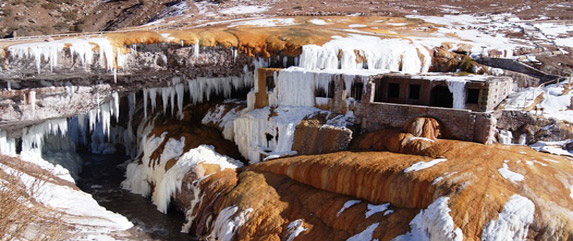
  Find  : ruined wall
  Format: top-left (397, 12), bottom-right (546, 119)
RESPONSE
top-left (357, 78), bottom-right (496, 143)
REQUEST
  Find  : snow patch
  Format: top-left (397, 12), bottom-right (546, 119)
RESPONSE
top-left (337, 200), bottom-right (362, 217)
top-left (498, 163), bottom-right (525, 183)
top-left (404, 158), bottom-right (448, 173)
top-left (482, 195), bottom-right (535, 241)
top-left (347, 223), bottom-right (379, 241)
top-left (366, 203), bottom-right (391, 218)
top-left (392, 197), bottom-right (463, 241)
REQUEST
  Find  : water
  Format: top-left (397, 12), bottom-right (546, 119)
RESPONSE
top-left (76, 153), bottom-right (197, 241)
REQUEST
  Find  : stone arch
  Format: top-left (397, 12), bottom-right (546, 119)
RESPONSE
top-left (430, 85), bottom-right (453, 108)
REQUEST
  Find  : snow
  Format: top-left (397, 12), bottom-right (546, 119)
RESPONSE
top-left (229, 18), bottom-right (296, 28)
top-left (349, 24), bottom-right (367, 28)
top-left (482, 195), bottom-right (535, 241)
top-left (337, 200), bottom-right (362, 217)
top-left (347, 223), bottom-right (379, 241)
top-left (533, 22), bottom-right (573, 38)
top-left (286, 219), bottom-right (307, 241)
top-left (309, 19), bottom-right (328, 25)
top-left (503, 82), bottom-right (573, 122)
top-left (404, 158), bottom-right (448, 173)
top-left (366, 203), bottom-right (392, 218)
top-left (405, 13), bottom-right (527, 57)
top-left (219, 5), bottom-right (268, 15)
top-left (202, 103), bottom-right (245, 140)
top-left (530, 140), bottom-right (573, 157)
top-left (0, 155), bottom-right (132, 239)
top-left (299, 34), bottom-right (431, 73)
top-left (207, 206), bottom-right (253, 241)
top-left (392, 197), bottom-right (463, 241)
top-left (498, 163), bottom-right (525, 183)
top-left (555, 37), bottom-right (573, 48)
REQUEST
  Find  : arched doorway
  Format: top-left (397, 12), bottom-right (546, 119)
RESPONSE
top-left (430, 85), bottom-right (453, 108)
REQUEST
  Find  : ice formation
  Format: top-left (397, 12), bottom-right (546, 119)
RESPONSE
top-left (0, 130), bottom-right (16, 157)
top-left (299, 34), bottom-right (431, 74)
top-left (121, 123), bottom-right (243, 213)
top-left (446, 79), bottom-right (467, 110)
top-left (141, 73), bottom-right (254, 119)
top-left (285, 219), bottom-right (307, 241)
top-left (202, 103), bottom-right (245, 140)
top-left (233, 106), bottom-right (319, 163)
top-left (481, 195), bottom-right (535, 241)
top-left (392, 197), bottom-right (463, 241)
top-left (347, 223), bottom-right (380, 241)
top-left (404, 158), bottom-right (448, 173)
top-left (207, 206), bottom-right (253, 241)
top-left (249, 66), bottom-right (376, 111)
top-left (7, 37), bottom-right (126, 80)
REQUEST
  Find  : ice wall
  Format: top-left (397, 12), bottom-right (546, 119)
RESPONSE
top-left (446, 79), bottom-right (467, 110)
top-left (142, 69), bottom-right (255, 119)
top-left (0, 130), bottom-right (16, 157)
top-left (299, 34), bottom-right (431, 74)
top-left (267, 67), bottom-right (376, 109)
top-left (233, 106), bottom-right (319, 164)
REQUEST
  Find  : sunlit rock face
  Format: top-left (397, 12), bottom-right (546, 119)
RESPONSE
top-left (151, 126), bottom-right (571, 241)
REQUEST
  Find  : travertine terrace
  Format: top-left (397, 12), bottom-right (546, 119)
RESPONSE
top-left (0, 0), bottom-right (572, 240)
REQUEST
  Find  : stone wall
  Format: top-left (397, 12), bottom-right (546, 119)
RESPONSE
top-left (370, 74), bottom-right (512, 112)
top-left (356, 76), bottom-right (497, 143)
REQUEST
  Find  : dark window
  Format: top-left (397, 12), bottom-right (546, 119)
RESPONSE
top-left (408, 84), bottom-right (420, 100)
top-left (466, 88), bottom-right (480, 104)
top-left (388, 83), bottom-right (400, 98)
top-left (430, 85), bottom-right (453, 108)
top-left (316, 81), bottom-right (335, 98)
top-left (266, 75), bottom-right (275, 91)
top-left (351, 82), bottom-right (363, 101)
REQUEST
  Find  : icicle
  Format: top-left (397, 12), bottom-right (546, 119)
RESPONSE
top-left (143, 89), bottom-right (148, 119)
top-left (194, 39), bottom-right (200, 59)
top-left (7, 81), bottom-right (11, 91)
top-left (176, 83), bottom-right (185, 119)
top-left (161, 87), bottom-right (169, 114)
top-left (112, 92), bottom-right (120, 122)
top-left (181, 40), bottom-right (184, 47)
top-left (170, 86), bottom-right (176, 116)
top-left (128, 93), bottom-right (136, 119)
top-left (150, 88), bottom-right (158, 112)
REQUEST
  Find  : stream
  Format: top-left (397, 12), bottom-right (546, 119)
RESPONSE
top-left (76, 153), bottom-right (197, 241)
